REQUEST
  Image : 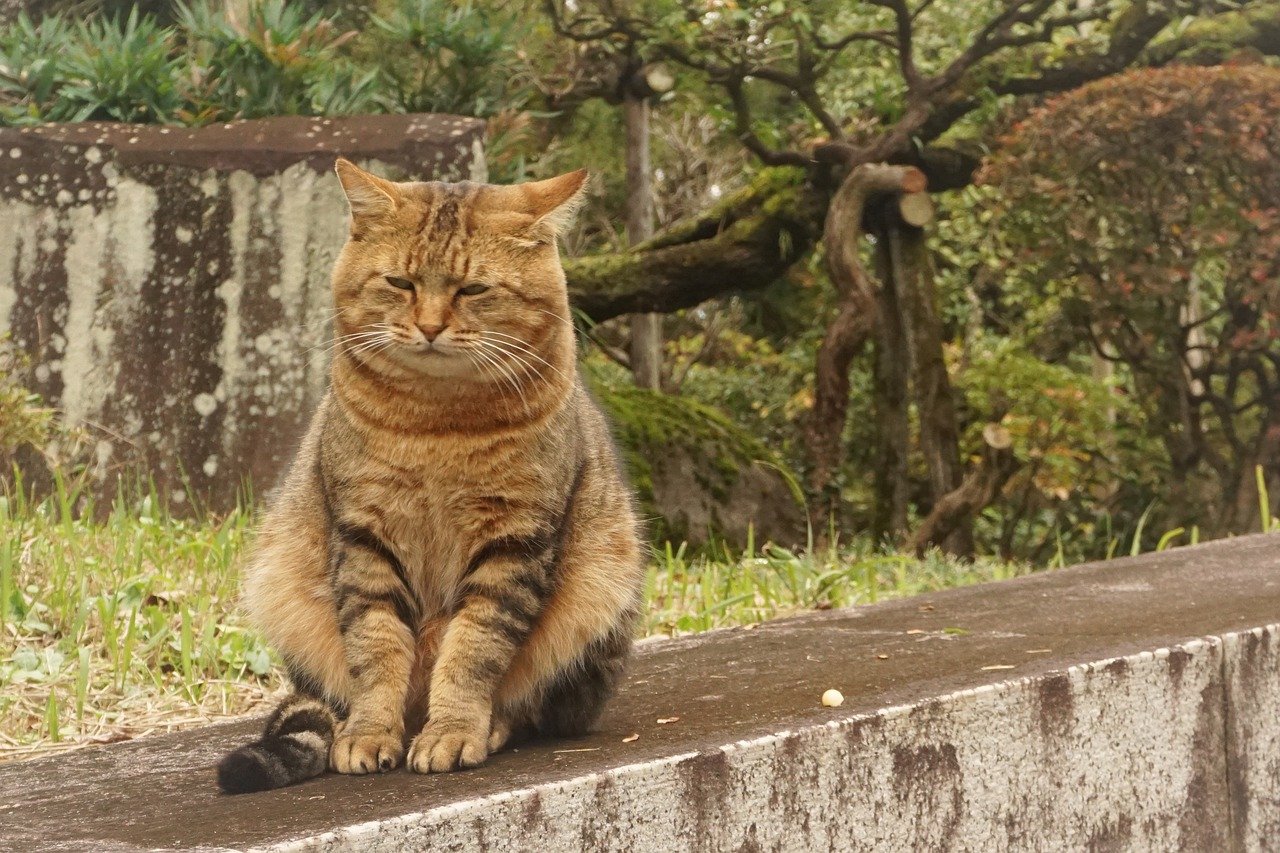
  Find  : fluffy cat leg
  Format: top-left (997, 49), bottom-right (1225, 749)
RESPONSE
top-left (491, 513), bottom-right (644, 741)
top-left (328, 535), bottom-right (418, 774)
top-left (408, 544), bottom-right (548, 773)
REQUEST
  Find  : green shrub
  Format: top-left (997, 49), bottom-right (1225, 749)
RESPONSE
top-left (0, 13), bottom-right (74, 125)
top-left (0, 0), bottom-right (531, 127)
top-left (53, 8), bottom-right (183, 123)
top-left (175, 0), bottom-right (377, 122)
top-left (981, 65), bottom-right (1280, 537)
top-left (0, 10), bottom-right (184, 124)
top-left (368, 0), bottom-right (527, 117)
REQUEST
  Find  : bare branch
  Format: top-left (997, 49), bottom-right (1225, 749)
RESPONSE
top-left (748, 66), bottom-right (844, 138)
top-left (869, 0), bottom-right (923, 90)
top-left (910, 445), bottom-right (1020, 555)
top-left (926, 0), bottom-right (1057, 94)
top-left (916, 1), bottom-right (1179, 143)
top-left (812, 28), bottom-right (897, 53)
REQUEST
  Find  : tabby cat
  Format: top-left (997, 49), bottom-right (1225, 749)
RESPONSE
top-left (216, 160), bottom-right (644, 794)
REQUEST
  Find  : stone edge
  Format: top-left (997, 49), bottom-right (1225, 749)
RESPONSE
top-left (246, 624), bottom-right (1278, 852)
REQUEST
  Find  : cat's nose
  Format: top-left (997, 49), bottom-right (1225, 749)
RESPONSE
top-left (417, 323), bottom-right (446, 342)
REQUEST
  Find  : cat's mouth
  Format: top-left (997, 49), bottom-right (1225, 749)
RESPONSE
top-left (407, 341), bottom-right (453, 356)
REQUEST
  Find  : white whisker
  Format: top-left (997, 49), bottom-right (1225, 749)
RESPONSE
top-left (343, 326), bottom-right (400, 360)
top-left (475, 337), bottom-right (539, 388)
top-left (347, 338), bottom-right (395, 359)
top-left (302, 306), bottom-right (356, 331)
top-left (479, 331), bottom-right (574, 383)
top-left (533, 307), bottom-right (575, 329)
top-left (476, 341), bottom-right (542, 396)
top-left (465, 347), bottom-right (518, 422)
top-left (469, 343), bottom-right (530, 416)
top-left (308, 330), bottom-right (386, 356)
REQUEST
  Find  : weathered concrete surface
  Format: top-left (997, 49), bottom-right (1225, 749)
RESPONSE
top-left (2, 534), bottom-right (1279, 851)
top-left (0, 114), bottom-right (485, 508)
top-left (1225, 624), bottom-right (1280, 849)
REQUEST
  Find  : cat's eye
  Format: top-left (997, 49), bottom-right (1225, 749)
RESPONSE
top-left (457, 283), bottom-right (490, 297)
top-left (385, 276), bottom-right (415, 290)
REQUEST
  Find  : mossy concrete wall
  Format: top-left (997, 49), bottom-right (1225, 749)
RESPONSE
top-left (0, 114), bottom-right (485, 508)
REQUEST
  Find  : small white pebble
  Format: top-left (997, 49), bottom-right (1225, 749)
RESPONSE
top-left (821, 689), bottom-right (844, 708)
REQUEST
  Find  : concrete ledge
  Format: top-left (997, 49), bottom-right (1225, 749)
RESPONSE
top-left (2, 535), bottom-right (1279, 851)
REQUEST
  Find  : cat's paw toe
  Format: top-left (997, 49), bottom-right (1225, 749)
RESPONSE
top-left (408, 720), bottom-right (488, 773)
top-left (330, 725), bottom-right (404, 774)
top-left (487, 718), bottom-right (512, 753)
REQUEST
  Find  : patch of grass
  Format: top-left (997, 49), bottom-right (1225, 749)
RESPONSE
top-left (0, 481), bottom-right (1028, 764)
top-left (645, 535), bottom-right (1027, 636)
top-left (0, 479), bottom-right (276, 763)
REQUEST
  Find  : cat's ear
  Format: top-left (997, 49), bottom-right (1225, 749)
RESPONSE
top-left (335, 158), bottom-right (401, 224)
top-left (520, 169), bottom-right (589, 244)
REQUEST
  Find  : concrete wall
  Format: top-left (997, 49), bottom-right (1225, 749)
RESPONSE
top-left (268, 629), bottom-right (1272, 852)
top-left (0, 114), bottom-right (485, 508)
top-left (3, 535), bottom-right (1279, 851)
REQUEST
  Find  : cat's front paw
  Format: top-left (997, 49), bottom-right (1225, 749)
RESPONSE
top-left (330, 721), bottom-right (404, 774)
top-left (407, 717), bottom-right (489, 773)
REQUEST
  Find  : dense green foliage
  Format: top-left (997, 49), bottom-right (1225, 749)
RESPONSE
top-left (369, 0), bottom-right (525, 116)
top-left (0, 0), bottom-right (529, 125)
top-left (175, 0), bottom-right (376, 121)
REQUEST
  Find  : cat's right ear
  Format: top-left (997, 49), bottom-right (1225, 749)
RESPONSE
top-left (335, 158), bottom-right (400, 229)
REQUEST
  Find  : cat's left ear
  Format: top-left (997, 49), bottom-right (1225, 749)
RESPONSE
top-left (520, 169), bottom-right (589, 244)
top-left (335, 158), bottom-right (401, 226)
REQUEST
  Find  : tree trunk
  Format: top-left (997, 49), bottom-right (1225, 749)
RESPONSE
top-left (888, 206), bottom-right (970, 554)
top-left (806, 292), bottom-right (877, 524)
top-left (804, 164), bottom-right (926, 526)
top-left (911, 442), bottom-right (1019, 555)
top-left (870, 223), bottom-right (911, 540)
top-left (623, 92), bottom-right (662, 390)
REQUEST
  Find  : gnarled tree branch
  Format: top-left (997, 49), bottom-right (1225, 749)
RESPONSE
top-left (564, 168), bottom-right (828, 320)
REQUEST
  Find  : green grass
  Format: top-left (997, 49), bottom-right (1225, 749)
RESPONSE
top-left (0, 481), bottom-right (275, 762)
top-left (0, 480), bottom-right (1027, 763)
top-left (646, 536), bottom-right (1027, 636)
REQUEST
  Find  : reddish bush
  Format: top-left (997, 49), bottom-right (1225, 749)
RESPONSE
top-left (982, 64), bottom-right (1280, 533)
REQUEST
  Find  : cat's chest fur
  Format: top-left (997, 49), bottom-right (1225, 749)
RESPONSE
top-left (342, 434), bottom-right (551, 614)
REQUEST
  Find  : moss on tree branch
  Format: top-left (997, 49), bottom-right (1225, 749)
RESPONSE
top-left (563, 4), bottom-right (1280, 322)
top-left (1143, 1), bottom-right (1280, 65)
top-left (564, 168), bottom-right (828, 321)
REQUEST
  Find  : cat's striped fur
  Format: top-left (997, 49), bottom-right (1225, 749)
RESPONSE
top-left (217, 160), bottom-right (644, 794)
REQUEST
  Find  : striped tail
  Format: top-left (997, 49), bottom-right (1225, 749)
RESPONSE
top-left (217, 694), bottom-right (336, 794)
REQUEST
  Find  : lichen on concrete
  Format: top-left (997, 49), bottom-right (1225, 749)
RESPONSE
top-left (0, 113), bottom-right (486, 508)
